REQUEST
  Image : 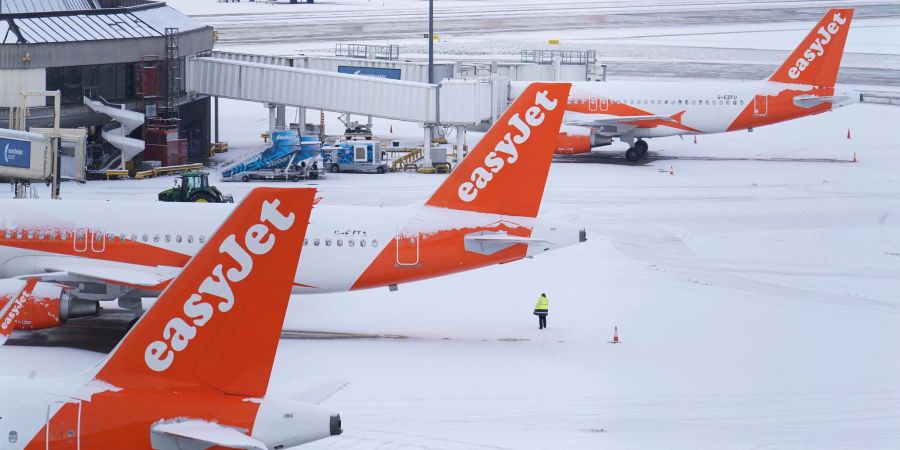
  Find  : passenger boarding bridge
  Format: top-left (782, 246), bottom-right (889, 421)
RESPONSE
top-left (185, 48), bottom-right (602, 166)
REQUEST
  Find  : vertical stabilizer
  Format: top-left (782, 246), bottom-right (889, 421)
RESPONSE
top-left (768, 9), bottom-right (854, 87)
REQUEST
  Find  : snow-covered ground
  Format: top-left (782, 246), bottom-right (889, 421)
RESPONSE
top-left (4, 101), bottom-right (899, 449)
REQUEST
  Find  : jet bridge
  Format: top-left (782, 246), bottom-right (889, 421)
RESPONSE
top-left (186, 55), bottom-right (504, 125)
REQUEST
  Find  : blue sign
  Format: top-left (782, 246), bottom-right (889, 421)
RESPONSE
top-left (0, 137), bottom-right (31, 169)
top-left (338, 66), bottom-right (401, 80)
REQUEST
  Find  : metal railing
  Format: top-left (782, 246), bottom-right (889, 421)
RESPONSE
top-left (335, 43), bottom-right (400, 60)
top-left (520, 50), bottom-right (597, 65)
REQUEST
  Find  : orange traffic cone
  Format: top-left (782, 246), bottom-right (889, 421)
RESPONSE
top-left (609, 326), bottom-right (620, 344)
top-left (847, 129), bottom-right (851, 140)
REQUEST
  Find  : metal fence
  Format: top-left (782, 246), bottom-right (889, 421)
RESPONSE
top-left (520, 50), bottom-right (597, 65)
top-left (335, 43), bottom-right (400, 61)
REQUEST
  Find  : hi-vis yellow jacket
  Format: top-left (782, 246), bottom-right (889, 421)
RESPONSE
top-left (534, 295), bottom-right (549, 312)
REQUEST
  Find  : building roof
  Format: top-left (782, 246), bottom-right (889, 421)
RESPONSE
top-left (1, 0), bottom-right (100, 14)
top-left (0, 1), bottom-right (208, 44)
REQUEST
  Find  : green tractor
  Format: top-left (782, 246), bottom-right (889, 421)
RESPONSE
top-left (158, 172), bottom-right (234, 203)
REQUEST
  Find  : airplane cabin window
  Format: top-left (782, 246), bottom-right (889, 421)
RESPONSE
top-left (175, 235), bottom-right (182, 243)
top-left (349, 240), bottom-right (355, 247)
top-left (325, 239), bottom-right (332, 247)
top-left (3, 230), bottom-right (10, 239)
top-left (372, 239), bottom-right (379, 248)
top-left (37, 230), bottom-right (45, 239)
top-left (314, 238), bottom-right (320, 246)
top-left (164, 235), bottom-right (171, 243)
top-left (131, 234), bottom-right (137, 241)
top-left (336, 239), bottom-right (343, 247)
top-left (142, 234), bottom-right (149, 242)
top-left (303, 238), bottom-right (308, 246)
top-left (153, 235), bottom-right (160, 243)
top-left (360, 239), bottom-right (367, 247)
top-left (199, 235), bottom-right (206, 244)
top-left (188, 235), bottom-right (194, 244)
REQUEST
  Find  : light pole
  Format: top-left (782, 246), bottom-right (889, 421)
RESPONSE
top-left (428, 0), bottom-right (434, 84)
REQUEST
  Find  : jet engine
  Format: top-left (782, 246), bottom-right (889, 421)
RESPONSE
top-left (252, 398), bottom-right (342, 447)
top-left (555, 128), bottom-right (612, 155)
top-left (0, 280), bottom-right (100, 332)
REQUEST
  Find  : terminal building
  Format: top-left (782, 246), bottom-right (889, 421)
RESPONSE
top-left (0, 0), bottom-right (214, 171)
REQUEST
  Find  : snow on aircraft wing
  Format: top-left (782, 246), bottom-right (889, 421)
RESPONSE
top-left (0, 278), bottom-right (37, 344)
top-left (40, 261), bottom-right (178, 290)
top-left (151, 421), bottom-right (267, 450)
top-left (566, 114), bottom-right (677, 128)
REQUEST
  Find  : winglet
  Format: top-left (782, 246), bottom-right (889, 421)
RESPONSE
top-left (769, 8), bottom-right (853, 87)
top-left (95, 187), bottom-right (316, 397)
top-left (426, 82), bottom-right (571, 218)
top-left (0, 278), bottom-right (38, 345)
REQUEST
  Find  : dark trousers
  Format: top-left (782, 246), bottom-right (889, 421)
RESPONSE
top-left (537, 313), bottom-right (547, 329)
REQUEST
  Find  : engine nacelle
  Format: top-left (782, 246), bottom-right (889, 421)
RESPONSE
top-left (252, 398), bottom-right (342, 448)
top-left (0, 280), bottom-right (99, 332)
top-left (555, 129), bottom-right (612, 155)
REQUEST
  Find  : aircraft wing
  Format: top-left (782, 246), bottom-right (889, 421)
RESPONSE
top-left (37, 260), bottom-right (177, 291)
top-left (151, 421), bottom-right (266, 450)
top-left (566, 114), bottom-right (677, 128)
top-left (0, 278), bottom-right (37, 345)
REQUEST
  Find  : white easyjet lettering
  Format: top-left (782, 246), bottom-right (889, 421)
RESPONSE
top-left (144, 199), bottom-right (296, 372)
top-left (1, 290), bottom-right (31, 330)
top-left (458, 89), bottom-right (558, 203)
top-left (788, 12), bottom-right (846, 79)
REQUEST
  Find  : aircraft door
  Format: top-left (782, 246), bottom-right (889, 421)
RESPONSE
top-left (46, 400), bottom-right (80, 449)
top-left (72, 228), bottom-right (88, 253)
top-left (90, 229), bottom-right (106, 253)
top-left (588, 97), bottom-right (598, 112)
top-left (395, 232), bottom-right (420, 267)
top-left (754, 95), bottom-right (768, 117)
top-left (599, 98), bottom-right (609, 111)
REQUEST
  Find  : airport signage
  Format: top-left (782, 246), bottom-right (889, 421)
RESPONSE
top-left (0, 137), bottom-right (31, 169)
top-left (338, 66), bottom-right (402, 80)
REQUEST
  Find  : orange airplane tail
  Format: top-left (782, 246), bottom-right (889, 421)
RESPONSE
top-left (769, 8), bottom-right (853, 87)
top-left (425, 82), bottom-right (571, 218)
top-left (95, 187), bottom-right (316, 397)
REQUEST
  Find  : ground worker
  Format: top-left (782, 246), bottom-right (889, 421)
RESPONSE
top-left (534, 293), bottom-right (549, 329)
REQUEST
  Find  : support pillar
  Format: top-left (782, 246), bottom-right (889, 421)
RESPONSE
top-left (276, 104), bottom-right (286, 130)
top-left (267, 104), bottom-right (276, 135)
top-left (214, 96), bottom-right (220, 143)
top-left (423, 126), bottom-right (433, 168)
top-left (455, 125), bottom-right (467, 163)
top-left (297, 106), bottom-right (306, 134)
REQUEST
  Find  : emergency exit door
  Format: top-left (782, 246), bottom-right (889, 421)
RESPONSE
top-left (395, 233), bottom-right (420, 266)
top-left (754, 95), bottom-right (768, 117)
top-left (47, 400), bottom-right (80, 449)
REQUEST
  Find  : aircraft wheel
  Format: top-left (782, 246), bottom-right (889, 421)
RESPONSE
top-left (241, 175), bottom-right (250, 182)
top-left (625, 147), bottom-right (641, 162)
top-left (635, 140), bottom-right (649, 155)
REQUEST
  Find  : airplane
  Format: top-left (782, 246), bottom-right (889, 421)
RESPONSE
top-left (511, 8), bottom-right (857, 162)
top-left (0, 82), bottom-right (583, 337)
top-left (0, 186), bottom-right (349, 449)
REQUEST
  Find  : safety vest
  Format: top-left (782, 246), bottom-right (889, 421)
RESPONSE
top-left (534, 296), bottom-right (549, 312)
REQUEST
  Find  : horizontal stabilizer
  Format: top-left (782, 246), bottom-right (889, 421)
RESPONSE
top-left (464, 231), bottom-right (551, 256)
top-left (793, 94), bottom-right (853, 108)
top-left (270, 377), bottom-right (349, 405)
top-left (150, 420), bottom-right (267, 450)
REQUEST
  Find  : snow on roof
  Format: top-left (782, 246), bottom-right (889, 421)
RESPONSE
top-left (0, 0), bottom-right (100, 14)
top-left (0, 3), bottom-right (208, 44)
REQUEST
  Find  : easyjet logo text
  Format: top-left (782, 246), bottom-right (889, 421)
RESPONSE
top-left (0, 294), bottom-right (28, 331)
top-left (458, 90), bottom-right (558, 203)
top-left (144, 199), bottom-right (296, 372)
top-left (789, 12), bottom-right (847, 80)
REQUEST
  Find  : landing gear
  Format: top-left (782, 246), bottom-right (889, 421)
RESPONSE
top-left (625, 139), bottom-right (649, 162)
top-left (635, 139), bottom-right (648, 155)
